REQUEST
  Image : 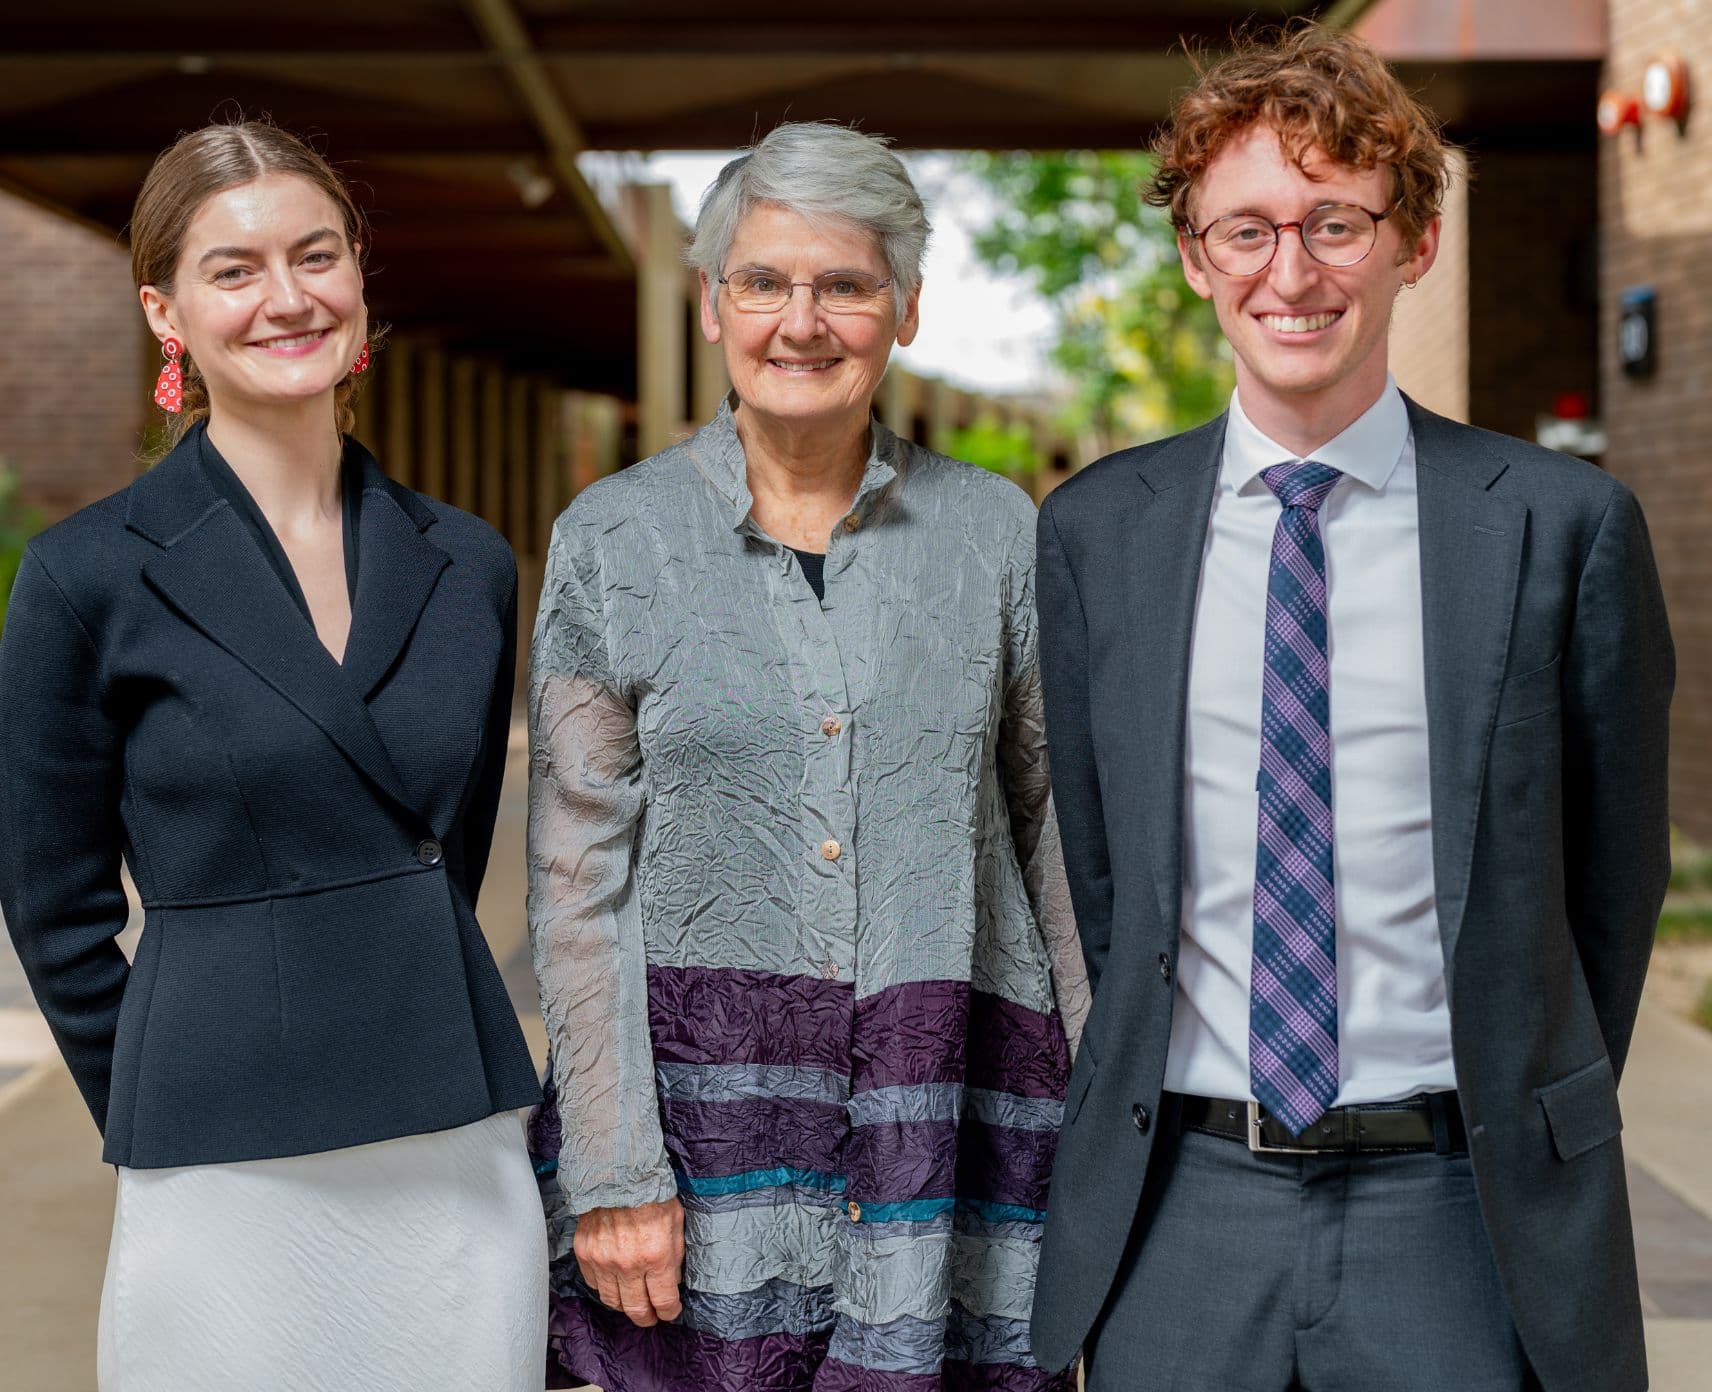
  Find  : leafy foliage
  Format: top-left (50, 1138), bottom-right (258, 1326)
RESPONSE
top-left (0, 464), bottom-right (40, 632)
top-left (944, 416), bottom-right (1039, 482)
top-left (1659, 829), bottom-right (1712, 946)
top-left (1669, 827), bottom-right (1712, 895)
top-left (964, 151), bottom-right (1233, 452)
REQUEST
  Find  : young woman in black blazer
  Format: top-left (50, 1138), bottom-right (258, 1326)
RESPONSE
top-left (0, 122), bottom-right (547, 1389)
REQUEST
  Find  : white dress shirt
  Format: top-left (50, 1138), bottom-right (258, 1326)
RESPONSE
top-left (1163, 378), bottom-right (1457, 1105)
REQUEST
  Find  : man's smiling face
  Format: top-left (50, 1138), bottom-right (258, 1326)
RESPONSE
top-left (1178, 123), bottom-right (1438, 434)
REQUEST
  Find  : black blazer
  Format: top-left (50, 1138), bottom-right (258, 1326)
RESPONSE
top-left (0, 429), bottom-right (540, 1168)
top-left (1030, 400), bottom-right (1672, 1392)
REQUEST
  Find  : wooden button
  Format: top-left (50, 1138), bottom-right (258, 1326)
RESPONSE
top-left (842, 513), bottom-right (861, 533)
top-left (821, 715), bottom-right (842, 737)
top-left (820, 839), bottom-right (842, 862)
top-left (847, 1200), bottom-right (862, 1222)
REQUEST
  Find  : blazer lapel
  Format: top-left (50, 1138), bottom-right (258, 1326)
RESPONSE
top-left (1407, 398), bottom-right (1528, 969)
top-left (339, 449), bottom-right (451, 701)
top-left (127, 436), bottom-right (419, 820)
top-left (1130, 416), bottom-right (1225, 936)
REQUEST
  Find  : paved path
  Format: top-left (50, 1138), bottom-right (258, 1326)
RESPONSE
top-left (3, 726), bottom-right (1710, 1387)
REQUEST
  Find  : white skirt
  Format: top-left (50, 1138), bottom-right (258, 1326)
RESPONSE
top-left (97, 1111), bottom-right (548, 1392)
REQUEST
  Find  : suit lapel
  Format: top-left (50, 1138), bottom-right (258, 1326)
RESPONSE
top-left (339, 449), bottom-right (450, 700)
top-left (1408, 398), bottom-right (1527, 968)
top-left (127, 434), bottom-right (421, 820)
top-left (1130, 417), bottom-right (1225, 935)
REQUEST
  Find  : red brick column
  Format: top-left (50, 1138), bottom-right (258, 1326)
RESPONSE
top-left (1601, 0), bottom-right (1712, 841)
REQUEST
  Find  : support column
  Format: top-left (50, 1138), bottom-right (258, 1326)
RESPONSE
top-left (506, 375), bottom-right (531, 555)
top-left (636, 182), bottom-right (688, 459)
top-left (691, 313), bottom-right (730, 426)
top-left (480, 365), bottom-right (506, 531)
top-left (878, 368), bottom-right (916, 439)
top-left (384, 336), bottom-right (414, 487)
top-left (419, 348), bottom-right (448, 503)
top-left (450, 357), bottom-right (479, 516)
top-left (534, 382), bottom-right (564, 550)
top-left (688, 263), bottom-right (728, 427)
top-left (570, 394), bottom-right (621, 495)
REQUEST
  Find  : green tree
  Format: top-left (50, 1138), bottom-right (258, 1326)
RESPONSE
top-left (945, 415), bottom-right (1038, 484)
top-left (0, 464), bottom-right (40, 631)
top-left (965, 151), bottom-right (1232, 453)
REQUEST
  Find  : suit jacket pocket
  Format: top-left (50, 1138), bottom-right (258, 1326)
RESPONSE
top-left (1536, 1055), bottom-right (1622, 1161)
top-left (1064, 1032), bottom-right (1098, 1126)
top-left (1494, 654), bottom-right (1562, 728)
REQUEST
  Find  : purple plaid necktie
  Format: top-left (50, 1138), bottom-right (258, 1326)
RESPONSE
top-left (1250, 460), bottom-right (1342, 1137)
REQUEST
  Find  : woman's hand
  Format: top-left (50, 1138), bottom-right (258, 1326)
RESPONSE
top-left (573, 1197), bottom-right (685, 1326)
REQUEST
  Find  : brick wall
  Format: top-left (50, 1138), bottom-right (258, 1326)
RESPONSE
top-left (1390, 150), bottom-right (1470, 421)
top-left (1601, 0), bottom-right (1712, 840)
top-left (0, 190), bottom-right (150, 524)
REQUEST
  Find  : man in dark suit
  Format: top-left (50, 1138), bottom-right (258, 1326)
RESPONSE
top-left (1030, 25), bottom-right (1671, 1392)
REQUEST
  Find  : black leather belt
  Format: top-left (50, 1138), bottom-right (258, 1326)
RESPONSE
top-left (1169, 1090), bottom-right (1468, 1156)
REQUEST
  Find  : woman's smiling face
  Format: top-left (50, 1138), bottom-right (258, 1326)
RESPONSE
top-left (700, 202), bottom-right (918, 432)
top-left (141, 172), bottom-right (367, 416)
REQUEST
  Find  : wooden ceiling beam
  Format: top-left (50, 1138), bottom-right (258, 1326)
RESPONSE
top-left (370, 254), bottom-right (631, 282)
top-left (2, 52), bottom-right (498, 69)
top-left (458, 0), bottom-right (633, 271)
top-left (524, 16), bottom-right (1300, 54)
top-left (0, 128), bottom-right (538, 157)
top-left (1321, 0), bottom-right (1386, 31)
top-left (4, 3), bottom-right (1336, 64)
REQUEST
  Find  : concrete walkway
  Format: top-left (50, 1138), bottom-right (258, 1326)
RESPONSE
top-left (3, 730), bottom-right (1710, 1388)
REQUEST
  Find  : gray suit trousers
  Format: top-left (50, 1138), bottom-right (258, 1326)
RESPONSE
top-left (1085, 1102), bottom-right (1542, 1392)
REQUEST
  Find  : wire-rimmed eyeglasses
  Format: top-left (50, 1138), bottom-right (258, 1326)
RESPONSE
top-left (717, 268), bottom-right (893, 314)
top-left (1188, 202), bottom-right (1395, 276)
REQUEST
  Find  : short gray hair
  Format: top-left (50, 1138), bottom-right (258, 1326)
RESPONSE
top-left (688, 122), bottom-right (930, 315)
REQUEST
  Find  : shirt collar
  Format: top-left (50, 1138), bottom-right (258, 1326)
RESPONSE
top-left (1223, 376), bottom-right (1410, 496)
top-left (686, 391), bottom-right (903, 532)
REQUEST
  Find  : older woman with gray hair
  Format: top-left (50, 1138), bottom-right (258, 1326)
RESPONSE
top-left (526, 121), bottom-right (1087, 1392)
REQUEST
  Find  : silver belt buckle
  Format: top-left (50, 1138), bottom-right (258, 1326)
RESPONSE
top-left (1246, 1101), bottom-right (1315, 1155)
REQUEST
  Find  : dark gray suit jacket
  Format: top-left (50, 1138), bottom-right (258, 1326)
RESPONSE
top-left (1030, 399), bottom-right (1672, 1392)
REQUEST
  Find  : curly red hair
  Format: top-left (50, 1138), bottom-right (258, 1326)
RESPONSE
top-left (1148, 22), bottom-right (1452, 251)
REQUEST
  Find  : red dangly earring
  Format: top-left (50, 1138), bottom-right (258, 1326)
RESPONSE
top-left (350, 342), bottom-right (370, 375)
top-left (153, 337), bottom-right (184, 413)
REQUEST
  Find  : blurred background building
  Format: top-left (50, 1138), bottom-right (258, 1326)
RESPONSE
top-left (0, 0), bottom-right (1708, 836)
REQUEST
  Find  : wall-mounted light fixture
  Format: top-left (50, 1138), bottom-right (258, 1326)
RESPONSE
top-left (1619, 286), bottom-right (1658, 380)
top-left (1642, 50), bottom-right (1691, 125)
top-left (1597, 89), bottom-right (1643, 136)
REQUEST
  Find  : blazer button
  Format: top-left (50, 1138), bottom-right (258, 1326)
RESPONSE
top-left (1132, 1103), bottom-right (1151, 1134)
top-left (416, 839), bottom-right (445, 867)
top-left (1159, 953), bottom-right (1172, 983)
